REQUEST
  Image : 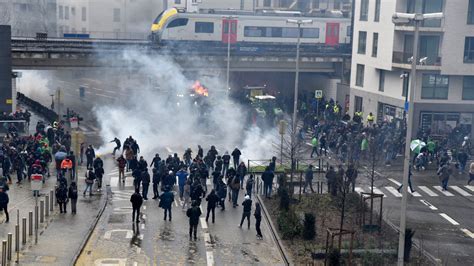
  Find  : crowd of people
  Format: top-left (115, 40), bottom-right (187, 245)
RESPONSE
top-left (116, 137), bottom-right (265, 240)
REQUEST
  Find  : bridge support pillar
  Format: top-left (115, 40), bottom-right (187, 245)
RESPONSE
top-left (0, 25), bottom-right (12, 113)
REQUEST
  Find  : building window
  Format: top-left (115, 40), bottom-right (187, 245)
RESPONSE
top-left (82, 28), bottom-right (86, 33)
top-left (195, 22), bottom-right (214, 33)
top-left (334, 0), bottom-right (342, 9)
top-left (356, 64), bottom-right (365, 87)
top-left (360, 0), bottom-right (368, 21)
top-left (421, 74), bottom-right (449, 99)
top-left (469, 0), bottom-right (474, 24)
top-left (65, 6), bottom-right (69, 20)
top-left (175, 0), bottom-right (181, 4)
top-left (372, 32), bottom-right (378, 57)
top-left (462, 76), bottom-right (474, 100)
top-left (71, 7), bottom-right (75, 16)
top-left (82, 7), bottom-right (86, 21)
top-left (464, 37), bottom-right (474, 63)
top-left (358, 31), bottom-right (367, 54)
top-left (113, 8), bottom-right (121, 22)
top-left (58, 5), bottom-right (63, 19)
top-left (374, 0), bottom-right (381, 22)
top-left (263, 0), bottom-right (271, 7)
top-left (378, 69), bottom-right (385, 92)
top-left (354, 96), bottom-right (363, 112)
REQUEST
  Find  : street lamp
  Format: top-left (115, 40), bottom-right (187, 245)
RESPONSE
top-left (222, 15), bottom-right (238, 92)
top-left (287, 19), bottom-right (312, 151)
top-left (392, 12), bottom-right (443, 266)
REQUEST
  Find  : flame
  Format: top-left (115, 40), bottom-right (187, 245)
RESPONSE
top-left (192, 80), bottom-right (209, 97)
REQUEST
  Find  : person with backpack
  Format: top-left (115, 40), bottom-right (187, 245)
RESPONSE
top-left (217, 179), bottom-right (227, 211)
top-left (239, 195), bottom-right (252, 229)
top-left (246, 175), bottom-right (255, 198)
top-left (68, 182), bottom-right (78, 214)
top-left (205, 189), bottom-right (219, 224)
top-left (56, 183), bottom-right (68, 213)
top-left (230, 175), bottom-right (241, 207)
top-left (254, 202), bottom-right (263, 239)
top-left (186, 200), bottom-right (202, 241)
top-left (159, 186), bottom-right (174, 221)
top-left (130, 188), bottom-right (143, 223)
top-left (84, 169), bottom-right (95, 196)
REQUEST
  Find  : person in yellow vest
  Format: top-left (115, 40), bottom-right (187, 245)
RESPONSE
top-left (333, 105), bottom-right (340, 117)
top-left (367, 112), bottom-right (375, 127)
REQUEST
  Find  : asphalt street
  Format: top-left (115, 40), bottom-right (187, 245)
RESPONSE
top-left (76, 156), bottom-right (284, 266)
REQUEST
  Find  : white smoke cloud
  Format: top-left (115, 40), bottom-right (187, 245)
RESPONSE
top-left (16, 70), bottom-right (52, 106)
top-left (93, 49), bottom-right (279, 164)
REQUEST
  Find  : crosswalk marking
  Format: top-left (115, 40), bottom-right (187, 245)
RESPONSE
top-left (465, 185), bottom-right (474, 193)
top-left (449, 186), bottom-right (472, 197)
top-left (419, 199), bottom-right (438, 210)
top-left (385, 186), bottom-right (402, 197)
top-left (410, 190), bottom-right (422, 197)
top-left (461, 228), bottom-right (474, 239)
top-left (388, 178), bottom-right (401, 186)
top-left (434, 186), bottom-right (455, 196)
top-left (371, 187), bottom-right (386, 197)
top-left (418, 186), bottom-right (439, 197)
top-left (439, 213), bottom-right (460, 225)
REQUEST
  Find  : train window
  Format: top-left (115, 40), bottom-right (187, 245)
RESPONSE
top-left (244, 26), bottom-right (265, 37)
top-left (167, 18), bottom-right (188, 28)
top-left (302, 28), bottom-right (319, 38)
top-left (195, 22), bottom-right (214, 33)
top-left (282, 28), bottom-right (299, 38)
top-left (153, 11), bottom-right (165, 24)
top-left (271, 27), bottom-right (283, 37)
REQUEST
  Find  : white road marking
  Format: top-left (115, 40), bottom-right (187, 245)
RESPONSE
top-left (104, 229), bottom-right (133, 239)
top-left (370, 187), bottom-right (386, 197)
top-left (206, 251), bottom-right (215, 266)
top-left (465, 185), bottom-right (474, 192)
top-left (418, 186), bottom-right (438, 197)
top-left (142, 214), bottom-right (146, 219)
top-left (204, 233), bottom-right (211, 243)
top-left (136, 247), bottom-right (141, 254)
top-left (385, 187), bottom-right (402, 197)
top-left (140, 224), bottom-right (145, 230)
top-left (419, 199), bottom-right (438, 210)
top-left (461, 228), bottom-right (474, 239)
top-left (410, 190), bottom-right (422, 197)
top-left (388, 178), bottom-right (402, 186)
top-left (174, 200), bottom-right (178, 207)
top-left (200, 218), bottom-right (208, 229)
top-left (94, 258), bottom-right (127, 266)
top-left (450, 186), bottom-right (472, 197)
top-left (143, 206), bottom-right (146, 210)
top-left (133, 262), bottom-right (138, 266)
top-left (439, 213), bottom-right (460, 225)
top-left (166, 147), bottom-right (172, 153)
top-left (434, 186), bottom-right (455, 196)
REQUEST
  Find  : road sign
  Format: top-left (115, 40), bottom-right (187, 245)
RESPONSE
top-left (278, 120), bottom-right (287, 135)
top-left (315, 90), bottom-right (323, 99)
top-left (70, 117), bottom-right (78, 129)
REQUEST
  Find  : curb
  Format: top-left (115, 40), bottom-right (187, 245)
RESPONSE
top-left (71, 184), bottom-right (110, 265)
top-left (256, 194), bottom-right (291, 266)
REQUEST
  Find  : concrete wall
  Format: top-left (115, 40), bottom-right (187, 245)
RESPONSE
top-left (440, 2), bottom-right (474, 75)
top-left (0, 25), bottom-right (12, 113)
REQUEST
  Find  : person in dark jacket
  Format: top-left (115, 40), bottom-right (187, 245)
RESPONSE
top-left (152, 167), bottom-right (160, 199)
top-left (141, 169), bottom-right (150, 200)
top-left (303, 165), bottom-right (314, 193)
top-left (84, 169), bottom-right (95, 196)
top-left (56, 183), bottom-right (68, 213)
top-left (95, 166), bottom-right (104, 192)
top-left (85, 145), bottom-right (95, 169)
top-left (130, 188), bottom-right (143, 223)
top-left (2, 156), bottom-right (11, 183)
top-left (326, 166), bottom-right (337, 196)
top-left (217, 179), bottom-right (227, 211)
top-left (132, 168), bottom-right (142, 190)
top-left (239, 195), bottom-right (252, 229)
top-left (0, 188), bottom-right (9, 223)
top-left (205, 189), bottom-right (219, 223)
top-left (237, 162), bottom-right (247, 189)
top-left (254, 202), bottom-right (263, 239)
top-left (246, 174), bottom-right (255, 198)
top-left (222, 152), bottom-right (231, 176)
top-left (231, 148), bottom-right (241, 170)
top-left (68, 182), bottom-right (78, 214)
top-left (261, 167), bottom-right (274, 199)
top-left (186, 200), bottom-right (202, 240)
top-left (159, 186), bottom-right (174, 221)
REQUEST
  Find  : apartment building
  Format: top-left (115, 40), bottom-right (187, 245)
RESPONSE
top-left (350, 0), bottom-right (474, 137)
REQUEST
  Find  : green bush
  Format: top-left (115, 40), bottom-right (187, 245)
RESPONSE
top-left (361, 251), bottom-right (385, 266)
top-left (279, 187), bottom-right (290, 211)
top-left (277, 210), bottom-right (302, 240)
top-left (302, 213), bottom-right (316, 240)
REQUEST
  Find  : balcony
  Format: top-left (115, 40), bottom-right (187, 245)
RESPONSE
top-left (393, 19), bottom-right (444, 33)
top-left (392, 51), bottom-right (442, 70)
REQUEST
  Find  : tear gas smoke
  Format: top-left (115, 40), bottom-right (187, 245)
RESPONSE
top-left (16, 70), bottom-right (52, 106)
top-left (94, 50), bottom-right (278, 162)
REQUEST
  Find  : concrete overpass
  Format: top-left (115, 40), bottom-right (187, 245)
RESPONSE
top-left (11, 37), bottom-right (350, 73)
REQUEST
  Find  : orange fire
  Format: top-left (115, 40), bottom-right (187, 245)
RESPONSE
top-left (192, 80), bottom-right (209, 97)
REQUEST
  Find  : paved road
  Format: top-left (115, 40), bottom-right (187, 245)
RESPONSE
top-left (77, 156), bottom-right (284, 266)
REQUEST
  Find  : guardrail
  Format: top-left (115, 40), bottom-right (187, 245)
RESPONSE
top-left (17, 92), bottom-right (58, 123)
top-left (392, 51), bottom-right (441, 66)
